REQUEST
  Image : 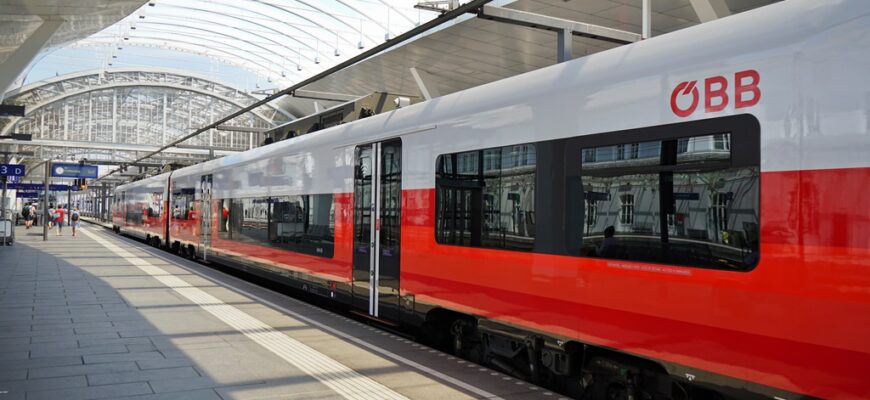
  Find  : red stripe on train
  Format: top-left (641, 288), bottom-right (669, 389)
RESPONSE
top-left (400, 167), bottom-right (870, 399)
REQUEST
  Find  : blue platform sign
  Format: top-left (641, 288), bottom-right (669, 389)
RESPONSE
top-left (7, 183), bottom-right (70, 191)
top-left (0, 164), bottom-right (25, 176)
top-left (51, 163), bottom-right (98, 179)
top-left (673, 192), bottom-right (700, 201)
top-left (17, 191), bottom-right (39, 199)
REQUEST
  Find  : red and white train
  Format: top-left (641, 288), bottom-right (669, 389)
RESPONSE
top-left (113, 1), bottom-right (870, 398)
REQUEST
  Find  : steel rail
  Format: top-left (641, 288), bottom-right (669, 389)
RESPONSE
top-left (97, 0), bottom-right (493, 182)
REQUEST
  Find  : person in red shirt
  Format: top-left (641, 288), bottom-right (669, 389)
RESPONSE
top-left (222, 206), bottom-right (230, 232)
top-left (55, 205), bottom-right (66, 236)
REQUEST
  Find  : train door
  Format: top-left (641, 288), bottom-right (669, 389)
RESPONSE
top-left (352, 139), bottom-right (402, 318)
top-left (119, 191), bottom-right (126, 228)
top-left (199, 174), bottom-right (213, 260)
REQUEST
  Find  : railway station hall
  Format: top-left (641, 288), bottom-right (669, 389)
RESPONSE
top-left (0, 0), bottom-right (868, 399)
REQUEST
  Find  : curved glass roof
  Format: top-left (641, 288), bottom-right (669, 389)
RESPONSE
top-left (1, 69), bottom-right (288, 177)
top-left (27, 0), bottom-right (436, 91)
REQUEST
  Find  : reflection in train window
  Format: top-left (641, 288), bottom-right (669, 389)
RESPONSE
top-left (580, 133), bottom-right (760, 270)
top-left (171, 188), bottom-right (196, 220)
top-left (436, 144), bottom-right (536, 251)
top-left (217, 194), bottom-right (335, 258)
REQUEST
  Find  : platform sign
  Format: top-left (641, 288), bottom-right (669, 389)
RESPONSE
top-left (0, 104), bottom-right (25, 117)
top-left (7, 183), bottom-right (70, 191)
top-left (17, 191), bottom-right (39, 199)
top-left (50, 163), bottom-right (98, 179)
top-left (674, 192), bottom-right (701, 201)
top-left (0, 164), bottom-right (25, 177)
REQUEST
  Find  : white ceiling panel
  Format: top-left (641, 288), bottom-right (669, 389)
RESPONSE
top-left (296, 0), bottom-right (780, 105)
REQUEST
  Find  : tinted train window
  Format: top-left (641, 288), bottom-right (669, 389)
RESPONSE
top-left (217, 194), bottom-right (335, 258)
top-left (436, 144), bottom-right (536, 251)
top-left (580, 133), bottom-right (759, 270)
top-left (171, 188), bottom-right (196, 220)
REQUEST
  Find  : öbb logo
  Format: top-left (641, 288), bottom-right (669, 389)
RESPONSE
top-left (670, 70), bottom-right (760, 117)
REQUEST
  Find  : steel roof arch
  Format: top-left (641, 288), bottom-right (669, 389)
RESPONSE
top-left (240, 0), bottom-right (375, 48)
top-left (32, 0), bottom-right (434, 95)
top-left (280, 0), bottom-right (385, 44)
top-left (147, 1), bottom-right (332, 53)
top-left (84, 35), bottom-right (293, 81)
top-left (129, 21), bottom-right (310, 66)
top-left (1, 69), bottom-right (286, 136)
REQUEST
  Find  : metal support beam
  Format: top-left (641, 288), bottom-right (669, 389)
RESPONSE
top-left (479, 5), bottom-right (641, 45)
top-left (43, 161), bottom-right (49, 241)
top-left (111, 89), bottom-right (117, 143)
top-left (1, 139), bottom-right (239, 156)
top-left (292, 89), bottom-right (360, 102)
top-left (162, 92), bottom-right (167, 145)
top-left (409, 67), bottom-right (441, 100)
top-left (642, 0), bottom-right (652, 39)
top-left (556, 29), bottom-right (572, 62)
top-left (689, 0), bottom-right (731, 23)
top-left (0, 17), bottom-right (64, 98)
top-left (81, 160), bottom-right (165, 168)
top-left (215, 125), bottom-right (270, 133)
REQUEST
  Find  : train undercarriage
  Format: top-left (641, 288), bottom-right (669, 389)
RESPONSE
top-left (422, 310), bottom-right (744, 400)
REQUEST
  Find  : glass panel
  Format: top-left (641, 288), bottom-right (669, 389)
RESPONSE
top-left (171, 188), bottom-right (196, 220)
top-left (240, 197), bottom-right (270, 244)
top-left (352, 144), bottom-right (374, 306)
top-left (667, 168), bottom-right (760, 269)
top-left (676, 133), bottom-right (731, 164)
top-left (436, 143), bottom-right (535, 251)
top-left (580, 133), bottom-right (758, 270)
top-left (216, 195), bottom-right (334, 258)
top-left (582, 140), bottom-right (661, 170)
top-left (581, 174), bottom-right (660, 259)
top-left (380, 142), bottom-right (401, 252)
top-left (354, 146), bottom-right (373, 250)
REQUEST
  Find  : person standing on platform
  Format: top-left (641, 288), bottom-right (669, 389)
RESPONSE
top-left (47, 204), bottom-right (55, 229)
top-left (55, 205), bottom-right (66, 236)
top-left (71, 207), bottom-right (81, 237)
top-left (22, 203), bottom-right (33, 229)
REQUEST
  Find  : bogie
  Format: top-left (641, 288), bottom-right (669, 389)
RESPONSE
top-left (424, 309), bottom-right (698, 400)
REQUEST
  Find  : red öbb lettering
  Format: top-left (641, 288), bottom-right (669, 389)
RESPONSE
top-left (704, 76), bottom-right (728, 113)
top-left (734, 69), bottom-right (761, 109)
top-left (670, 69), bottom-right (760, 117)
top-left (670, 80), bottom-right (699, 118)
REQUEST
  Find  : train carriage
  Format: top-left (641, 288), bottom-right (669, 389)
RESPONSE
top-left (113, 173), bottom-right (168, 246)
top-left (114, 1), bottom-right (870, 398)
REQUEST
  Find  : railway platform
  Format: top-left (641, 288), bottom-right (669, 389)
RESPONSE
top-left (0, 223), bottom-right (564, 400)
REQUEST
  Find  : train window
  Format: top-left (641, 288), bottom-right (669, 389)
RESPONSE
top-left (579, 131), bottom-right (760, 270)
top-left (436, 144), bottom-right (536, 251)
top-left (171, 188), bottom-right (196, 220)
top-left (218, 194), bottom-right (335, 258)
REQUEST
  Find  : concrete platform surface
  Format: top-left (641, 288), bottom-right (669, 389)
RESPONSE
top-left (0, 224), bottom-right (568, 400)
